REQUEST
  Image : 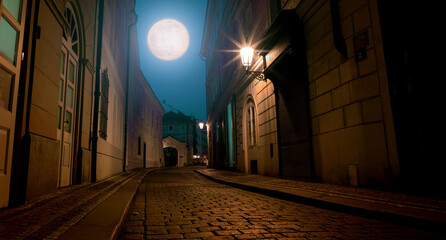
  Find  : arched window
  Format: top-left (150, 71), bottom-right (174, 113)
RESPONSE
top-left (246, 99), bottom-right (257, 147)
top-left (62, 6), bottom-right (79, 56)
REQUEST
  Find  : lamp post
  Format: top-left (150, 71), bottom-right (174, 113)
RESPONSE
top-left (240, 46), bottom-right (266, 81)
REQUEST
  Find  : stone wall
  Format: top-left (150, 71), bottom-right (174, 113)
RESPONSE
top-left (298, 0), bottom-right (397, 187)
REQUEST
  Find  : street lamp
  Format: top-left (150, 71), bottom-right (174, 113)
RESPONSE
top-left (198, 121), bottom-right (205, 130)
top-left (240, 46), bottom-right (266, 81)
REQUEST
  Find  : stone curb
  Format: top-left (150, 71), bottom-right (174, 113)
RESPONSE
top-left (58, 168), bottom-right (158, 240)
top-left (194, 169), bottom-right (446, 233)
top-left (111, 168), bottom-right (156, 240)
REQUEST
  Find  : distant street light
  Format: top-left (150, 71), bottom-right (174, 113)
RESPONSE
top-left (198, 121), bottom-right (205, 130)
top-left (239, 46), bottom-right (266, 82)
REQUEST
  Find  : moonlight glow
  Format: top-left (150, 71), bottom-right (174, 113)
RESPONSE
top-left (147, 19), bottom-right (190, 61)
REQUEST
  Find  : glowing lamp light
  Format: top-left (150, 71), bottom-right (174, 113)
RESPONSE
top-left (240, 46), bottom-right (266, 81)
top-left (240, 46), bottom-right (254, 68)
top-left (198, 121), bottom-right (205, 130)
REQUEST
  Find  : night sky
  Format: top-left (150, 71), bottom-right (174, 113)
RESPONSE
top-left (135, 0), bottom-right (208, 122)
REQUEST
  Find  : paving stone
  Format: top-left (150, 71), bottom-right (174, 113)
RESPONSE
top-left (122, 233), bottom-right (144, 240)
top-left (121, 167), bottom-right (445, 240)
top-left (183, 231), bottom-right (214, 238)
top-left (215, 229), bottom-right (242, 235)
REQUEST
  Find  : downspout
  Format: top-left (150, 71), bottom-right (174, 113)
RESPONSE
top-left (91, 0), bottom-right (105, 182)
top-left (124, 12), bottom-right (138, 172)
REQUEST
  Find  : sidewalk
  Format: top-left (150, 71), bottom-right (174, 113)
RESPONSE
top-left (195, 168), bottom-right (446, 232)
top-left (0, 168), bottom-right (153, 240)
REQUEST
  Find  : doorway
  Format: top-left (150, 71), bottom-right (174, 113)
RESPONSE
top-left (57, 5), bottom-right (80, 187)
top-left (263, 11), bottom-right (313, 180)
top-left (164, 147), bottom-right (178, 167)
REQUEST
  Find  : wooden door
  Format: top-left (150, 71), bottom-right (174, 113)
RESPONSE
top-left (0, 0), bottom-right (27, 207)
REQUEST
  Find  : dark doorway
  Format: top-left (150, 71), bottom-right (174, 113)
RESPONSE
top-left (377, 1), bottom-right (446, 194)
top-left (269, 51), bottom-right (312, 180)
top-left (163, 147), bottom-right (178, 167)
top-left (264, 11), bottom-right (313, 180)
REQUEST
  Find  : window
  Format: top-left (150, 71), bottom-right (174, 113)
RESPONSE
top-left (99, 69), bottom-right (109, 139)
top-left (246, 100), bottom-right (257, 146)
top-left (0, 16), bottom-right (18, 64)
top-left (168, 125), bottom-right (173, 131)
top-left (0, 0), bottom-right (24, 109)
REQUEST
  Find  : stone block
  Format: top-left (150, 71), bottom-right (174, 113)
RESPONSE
top-left (31, 69), bottom-right (58, 114)
top-left (313, 92), bottom-right (332, 116)
top-left (332, 84), bottom-right (350, 108)
top-left (319, 108), bottom-right (344, 133)
top-left (38, 4), bottom-right (63, 51)
top-left (29, 104), bottom-right (57, 139)
top-left (306, 18), bottom-right (329, 48)
top-left (345, 36), bottom-right (355, 59)
top-left (349, 73), bottom-right (379, 102)
top-left (26, 134), bottom-right (59, 202)
top-left (308, 56), bottom-right (329, 83)
top-left (316, 68), bottom-right (339, 96)
top-left (314, 123), bottom-right (389, 186)
top-left (340, 57), bottom-right (358, 84)
top-left (358, 48), bottom-right (377, 76)
top-left (312, 33), bottom-right (334, 61)
top-left (339, 0), bottom-right (367, 19)
top-left (328, 49), bottom-right (342, 70)
top-left (344, 102), bottom-right (362, 127)
top-left (341, 15), bottom-right (354, 38)
top-left (362, 97), bottom-right (382, 123)
top-left (35, 40), bottom-right (60, 86)
top-left (353, 5), bottom-right (371, 33)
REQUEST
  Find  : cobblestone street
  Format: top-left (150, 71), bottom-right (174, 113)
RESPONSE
top-left (122, 167), bottom-right (444, 240)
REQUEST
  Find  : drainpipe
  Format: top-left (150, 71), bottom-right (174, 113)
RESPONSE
top-left (91, 0), bottom-right (105, 182)
top-left (123, 11), bottom-right (138, 172)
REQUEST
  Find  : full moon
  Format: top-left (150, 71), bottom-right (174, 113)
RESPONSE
top-left (147, 19), bottom-right (190, 61)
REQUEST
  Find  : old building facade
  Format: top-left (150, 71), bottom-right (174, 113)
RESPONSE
top-left (0, 0), bottom-right (164, 208)
top-left (201, 0), bottom-right (445, 194)
top-left (162, 111), bottom-right (200, 166)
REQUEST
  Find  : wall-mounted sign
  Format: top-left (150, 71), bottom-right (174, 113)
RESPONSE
top-left (353, 31), bottom-right (369, 62)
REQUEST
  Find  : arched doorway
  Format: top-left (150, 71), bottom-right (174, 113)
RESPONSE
top-left (164, 147), bottom-right (178, 167)
top-left (57, 3), bottom-right (80, 187)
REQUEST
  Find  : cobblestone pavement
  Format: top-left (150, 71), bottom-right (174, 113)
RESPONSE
top-left (122, 167), bottom-right (445, 240)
